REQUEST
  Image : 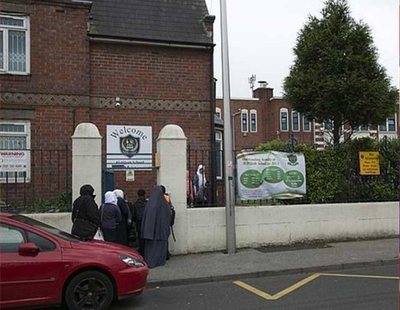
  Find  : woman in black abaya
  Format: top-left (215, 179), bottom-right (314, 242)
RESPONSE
top-left (141, 186), bottom-right (172, 268)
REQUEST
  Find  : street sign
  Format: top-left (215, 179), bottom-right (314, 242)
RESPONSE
top-left (359, 151), bottom-right (380, 175)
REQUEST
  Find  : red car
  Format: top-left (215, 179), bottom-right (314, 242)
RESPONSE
top-left (0, 213), bottom-right (148, 309)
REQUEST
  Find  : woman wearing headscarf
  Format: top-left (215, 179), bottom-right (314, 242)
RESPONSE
top-left (193, 164), bottom-right (207, 205)
top-left (114, 189), bottom-right (131, 245)
top-left (100, 191), bottom-right (122, 243)
top-left (141, 185), bottom-right (172, 268)
top-left (71, 184), bottom-right (100, 240)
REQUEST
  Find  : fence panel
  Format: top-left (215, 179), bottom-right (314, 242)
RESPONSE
top-left (0, 146), bottom-right (71, 213)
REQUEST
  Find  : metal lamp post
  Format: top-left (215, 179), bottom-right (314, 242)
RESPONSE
top-left (220, 0), bottom-right (236, 254)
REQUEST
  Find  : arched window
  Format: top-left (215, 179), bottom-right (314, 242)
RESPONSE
top-left (250, 110), bottom-right (257, 133)
top-left (291, 111), bottom-right (300, 132)
top-left (241, 109), bottom-right (249, 133)
top-left (280, 108), bottom-right (289, 132)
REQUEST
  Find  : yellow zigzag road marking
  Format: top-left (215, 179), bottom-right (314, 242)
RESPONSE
top-left (234, 272), bottom-right (400, 301)
top-left (234, 273), bottom-right (321, 301)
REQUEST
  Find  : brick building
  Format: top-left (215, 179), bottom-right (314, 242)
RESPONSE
top-left (216, 83), bottom-right (398, 154)
top-left (216, 84), bottom-right (315, 154)
top-left (0, 0), bottom-right (216, 207)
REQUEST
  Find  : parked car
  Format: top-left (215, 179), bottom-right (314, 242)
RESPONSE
top-left (0, 212), bottom-right (148, 309)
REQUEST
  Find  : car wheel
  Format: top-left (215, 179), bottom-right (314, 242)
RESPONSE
top-left (65, 270), bottom-right (114, 310)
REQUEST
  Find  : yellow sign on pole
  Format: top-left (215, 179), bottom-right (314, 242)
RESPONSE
top-left (359, 151), bottom-right (380, 175)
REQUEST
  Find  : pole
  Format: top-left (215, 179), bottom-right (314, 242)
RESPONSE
top-left (220, 0), bottom-right (236, 254)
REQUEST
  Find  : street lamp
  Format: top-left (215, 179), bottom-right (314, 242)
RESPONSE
top-left (232, 109), bottom-right (242, 152)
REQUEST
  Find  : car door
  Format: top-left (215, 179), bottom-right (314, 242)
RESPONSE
top-left (0, 222), bottom-right (63, 308)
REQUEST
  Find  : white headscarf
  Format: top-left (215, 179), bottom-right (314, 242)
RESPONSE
top-left (114, 189), bottom-right (124, 199)
top-left (104, 191), bottom-right (117, 205)
top-left (196, 164), bottom-right (206, 188)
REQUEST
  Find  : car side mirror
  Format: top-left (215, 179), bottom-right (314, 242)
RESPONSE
top-left (19, 242), bottom-right (39, 256)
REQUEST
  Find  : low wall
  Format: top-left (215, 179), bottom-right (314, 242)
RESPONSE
top-left (28, 201), bottom-right (399, 254)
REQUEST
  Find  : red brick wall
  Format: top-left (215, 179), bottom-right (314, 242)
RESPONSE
top-left (1, 3), bottom-right (90, 95)
top-left (90, 43), bottom-right (211, 100)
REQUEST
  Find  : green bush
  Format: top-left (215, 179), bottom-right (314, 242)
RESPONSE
top-left (256, 137), bottom-right (399, 204)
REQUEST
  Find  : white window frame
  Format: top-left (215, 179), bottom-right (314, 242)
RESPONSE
top-left (379, 115), bottom-right (396, 132)
top-left (291, 111), bottom-right (300, 132)
top-left (280, 108), bottom-right (289, 132)
top-left (215, 107), bottom-right (222, 120)
top-left (250, 109), bottom-right (257, 133)
top-left (0, 120), bottom-right (31, 182)
top-left (241, 109), bottom-right (249, 133)
top-left (0, 14), bottom-right (30, 75)
top-left (302, 114), bottom-right (311, 132)
top-left (215, 130), bottom-right (223, 179)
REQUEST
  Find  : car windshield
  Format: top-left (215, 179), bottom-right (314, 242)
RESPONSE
top-left (10, 214), bottom-right (81, 241)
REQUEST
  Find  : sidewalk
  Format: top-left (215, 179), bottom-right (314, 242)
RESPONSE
top-left (147, 238), bottom-right (398, 287)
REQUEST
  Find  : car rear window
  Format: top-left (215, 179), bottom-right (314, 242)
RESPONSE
top-left (10, 214), bottom-right (80, 241)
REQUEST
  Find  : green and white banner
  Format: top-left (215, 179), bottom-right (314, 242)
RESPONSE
top-left (237, 151), bottom-right (306, 200)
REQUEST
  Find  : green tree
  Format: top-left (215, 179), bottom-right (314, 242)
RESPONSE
top-left (283, 0), bottom-right (398, 146)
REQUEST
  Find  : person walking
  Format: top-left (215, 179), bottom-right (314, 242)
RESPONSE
top-left (131, 189), bottom-right (147, 256)
top-left (141, 185), bottom-right (172, 268)
top-left (71, 184), bottom-right (100, 240)
top-left (114, 189), bottom-right (130, 246)
top-left (100, 191), bottom-right (122, 243)
top-left (193, 164), bottom-right (207, 205)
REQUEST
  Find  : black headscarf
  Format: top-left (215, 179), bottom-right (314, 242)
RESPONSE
top-left (80, 184), bottom-right (95, 197)
top-left (141, 186), bottom-right (171, 241)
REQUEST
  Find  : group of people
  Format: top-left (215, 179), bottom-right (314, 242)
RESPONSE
top-left (71, 184), bottom-right (175, 268)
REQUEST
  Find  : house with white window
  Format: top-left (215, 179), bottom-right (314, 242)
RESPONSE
top-left (216, 82), bottom-right (398, 152)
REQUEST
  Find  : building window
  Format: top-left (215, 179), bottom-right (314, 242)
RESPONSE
top-left (241, 109), bottom-right (248, 133)
top-left (0, 14), bottom-right (30, 74)
top-left (302, 114), bottom-right (311, 132)
top-left (379, 115), bottom-right (396, 132)
top-left (291, 111), bottom-right (300, 132)
top-left (280, 108), bottom-right (288, 132)
top-left (0, 121), bottom-right (31, 182)
top-left (324, 119), bottom-right (333, 130)
top-left (215, 107), bottom-right (222, 120)
top-left (215, 130), bottom-right (223, 179)
top-left (250, 110), bottom-right (257, 133)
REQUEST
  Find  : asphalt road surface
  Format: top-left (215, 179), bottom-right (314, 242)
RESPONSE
top-left (112, 264), bottom-right (399, 310)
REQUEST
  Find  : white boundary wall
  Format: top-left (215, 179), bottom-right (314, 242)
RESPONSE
top-left (28, 201), bottom-right (398, 254)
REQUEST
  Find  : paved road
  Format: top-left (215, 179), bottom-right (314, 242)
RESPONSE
top-left (112, 265), bottom-right (399, 310)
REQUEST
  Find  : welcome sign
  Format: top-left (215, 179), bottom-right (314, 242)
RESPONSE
top-left (106, 125), bottom-right (152, 170)
top-left (237, 151), bottom-right (306, 200)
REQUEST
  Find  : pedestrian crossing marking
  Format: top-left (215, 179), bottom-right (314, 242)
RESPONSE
top-left (234, 272), bottom-right (400, 301)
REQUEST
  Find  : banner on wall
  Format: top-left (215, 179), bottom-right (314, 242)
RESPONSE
top-left (237, 151), bottom-right (306, 200)
top-left (106, 125), bottom-right (152, 170)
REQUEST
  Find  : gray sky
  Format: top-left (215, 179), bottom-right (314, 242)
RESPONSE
top-left (205, 0), bottom-right (398, 98)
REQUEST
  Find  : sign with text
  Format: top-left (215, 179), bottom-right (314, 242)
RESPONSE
top-left (359, 151), bottom-right (380, 175)
top-left (106, 125), bottom-right (152, 170)
top-left (237, 151), bottom-right (306, 200)
top-left (0, 150), bottom-right (28, 172)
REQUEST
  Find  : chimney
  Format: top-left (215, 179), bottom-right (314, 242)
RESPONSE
top-left (253, 81), bottom-right (273, 100)
top-left (203, 15), bottom-right (216, 38)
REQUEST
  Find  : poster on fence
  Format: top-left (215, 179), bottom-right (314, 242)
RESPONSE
top-left (0, 150), bottom-right (28, 172)
top-left (237, 151), bottom-right (306, 200)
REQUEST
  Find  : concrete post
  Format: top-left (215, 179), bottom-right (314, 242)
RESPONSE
top-left (157, 124), bottom-right (188, 254)
top-left (72, 123), bottom-right (102, 207)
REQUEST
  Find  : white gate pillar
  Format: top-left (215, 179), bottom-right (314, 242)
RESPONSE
top-left (72, 123), bottom-right (102, 207)
top-left (157, 124), bottom-right (188, 254)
